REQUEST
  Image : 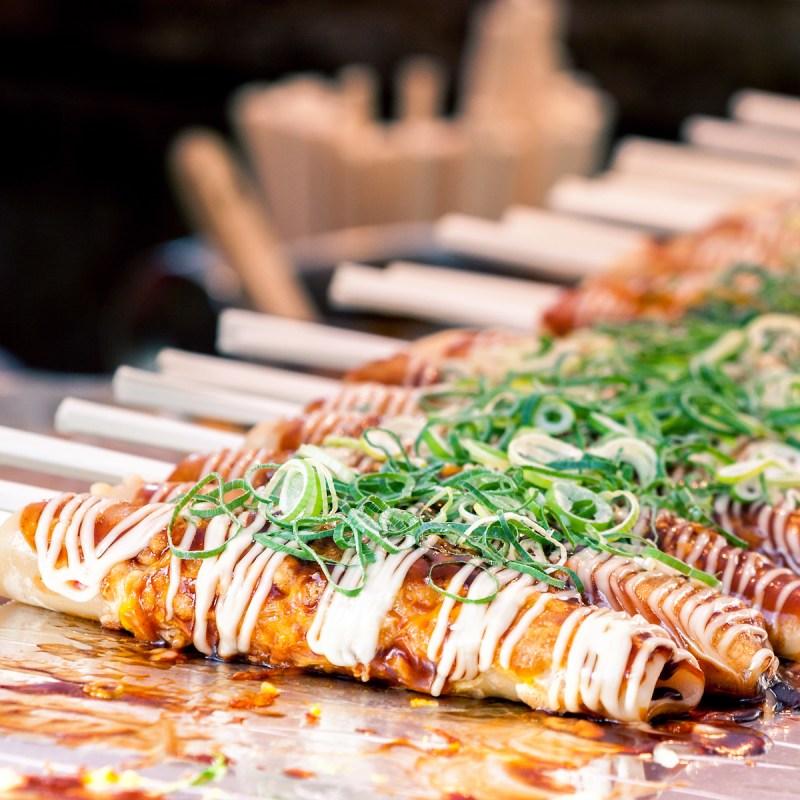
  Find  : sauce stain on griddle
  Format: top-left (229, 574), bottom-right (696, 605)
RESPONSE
top-left (0, 773), bottom-right (159, 800)
top-left (0, 605), bottom-right (796, 800)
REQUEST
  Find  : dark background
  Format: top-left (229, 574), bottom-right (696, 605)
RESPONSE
top-left (2, 0), bottom-right (800, 372)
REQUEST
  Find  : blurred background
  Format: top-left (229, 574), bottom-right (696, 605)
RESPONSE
top-left (2, 0), bottom-right (800, 373)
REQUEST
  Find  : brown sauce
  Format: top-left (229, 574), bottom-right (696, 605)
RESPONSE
top-left (0, 774), bottom-right (158, 800)
top-left (0, 607), bottom-right (796, 799)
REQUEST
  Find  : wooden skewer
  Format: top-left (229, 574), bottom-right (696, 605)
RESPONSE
top-left (112, 367), bottom-right (300, 427)
top-left (730, 89), bottom-right (800, 132)
top-left (0, 426), bottom-right (173, 485)
top-left (169, 127), bottom-right (317, 321)
top-left (155, 349), bottom-right (338, 405)
top-left (612, 137), bottom-right (799, 194)
top-left (546, 174), bottom-right (736, 234)
top-left (683, 116), bottom-right (800, 164)
top-left (435, 212), bottom-right (639, 278)
top-left (216, 309), bottom-right (404, 370)
top-left (329, 261), bottom-right (554, 331)
top-left (55, 398), bottom-right (243, 454)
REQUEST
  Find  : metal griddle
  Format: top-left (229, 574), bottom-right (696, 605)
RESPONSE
top-left (2, 379), bottom-right (800, 799)
top-left (0, 599), bottom-right (797, 799)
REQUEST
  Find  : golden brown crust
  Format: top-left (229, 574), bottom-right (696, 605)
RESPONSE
top-left (8, 497), bottom-right (703, 720)
top-left (568, 548), bottom-right (775, 696)
top-left (655, 512), bottom-right (800, 660)
top-left (345, 352), bottom-right (443, 386)
top-left (542, 196), bottom-right (800, 332)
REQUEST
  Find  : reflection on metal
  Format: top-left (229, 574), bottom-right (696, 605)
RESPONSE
top-left (0, 602), bottom-right (795, 799)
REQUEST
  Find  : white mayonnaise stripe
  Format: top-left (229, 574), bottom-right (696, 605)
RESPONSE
top-left (432, 568), bottom-right (537, 695)
top-left (307, 542), bottom-right (429, 670)
top-left (33, 493), bottom-right (292, 659)
top-left (165, 521), bottom-right (197, 622)
top-left (668, 522), bottom-right (800, 648)
top-left (498, 589), bottom-right (575, 669)
top-left (550, 606), bottom-right (673, 720)
top-left (35, 494), bottom-right (174, 603)
top-left (427, 562), bottom-right (476, 663)
top-left (191, 511), bottom-right (268, 655)
top-left (569, 549), bottom-right (772, 679)
top-left (715, 494), bottom-right (800, 572)
top-left (321, 384), bottom-right (421, 417)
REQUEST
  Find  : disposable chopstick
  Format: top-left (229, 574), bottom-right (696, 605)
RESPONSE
top-left (155, 349), bottom-right (338, 405)
top-left (0, 479), bottom-right (58, 515)
top-left (683, 116), bottom-right (800, 164)
top-left (169, 128), bottom-right (316, 321)
top-left (112, 367), bottom-right (300, 427)
top-left (216, 309), bottom-right (404, 371)
top-left (612, 137), bottom-right (799, 194)
top-left (384, 260), bottom-right (561, 317)
top-left (55, 398), bottom-right (244, 454)
top-left (500, 206), bottom-right (646, 251)
top-left (593, 170), bottom-right (750, 203)
top-left (730, 89), bottom-right (800, 132)
top-left (546, 175), bottom-right (735, 234)
top-left (0, 426), bottom-right (174, 485)
top-left (329, 261), bottom-right (554, 331)
top-left (435, 213), bottom-right (640, 278)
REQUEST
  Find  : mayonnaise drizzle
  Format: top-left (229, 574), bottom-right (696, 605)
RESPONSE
top-left (429, 567), bottom-right (539, 695)
top-left (423, 558), bottom-right (696, 720)
top-left (189, 510), bottom-right (287, 657)
top-left (659, 517), bottom-right (800, 656)
top-left (307, 540), bottom-right (429, 671)
top-left (29, 494), bottom-right (701, 719)
top-left (320, 383), bottom-right (421, 418)
top-left (568, 548), bottom-right (774, 680)
top-left (31, 494), bottom-right (294, 658)
top-left (715, 494), bottom-right (800, 573)
top-left (34, 494), bottom-right (174, 602)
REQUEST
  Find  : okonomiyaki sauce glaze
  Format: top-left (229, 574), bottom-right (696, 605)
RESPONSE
top-left (20, 493), bottom-right (703, 720)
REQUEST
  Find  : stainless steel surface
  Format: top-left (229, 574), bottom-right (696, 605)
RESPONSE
top-left (0, 599), bottom-right (797, 799)
top-left (2, 374), bottom-right (800, 799)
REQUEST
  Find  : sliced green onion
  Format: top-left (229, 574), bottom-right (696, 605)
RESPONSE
top-left (745, 312), bottom-right (800, 350)
top-left (533, 397), bottom-right (576, 435)
top-left (589, 436), bottom-right (659, 487)
top-left (255, 456), bottom-right (338, 523)
top-left (716, 458), bottom-right (775, 484)
top-left (598, 490), bottom-right (640, 537)
top-left (462, 439), bottom-right (510, 470)
top-left (640, 545), bottom-right (720, 589)
top-left (689, 328), bottom-right (744, 371)
top-left (508, 431), bottom-right (583, 468)
top-left (296, 444), bottom-right (356, 482)
top-left (730, 477), bottom-right (764, 503)
top-left (588, 412), bottom-right (632, 437)
top-left (415, 424), bottom-right (455, 460)
top-left (428, 560), bottom-right (499, 604)
top-left (545, 482), bottom-right (614, 534)
top-left (168, 472), bottom-right (253, 560)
